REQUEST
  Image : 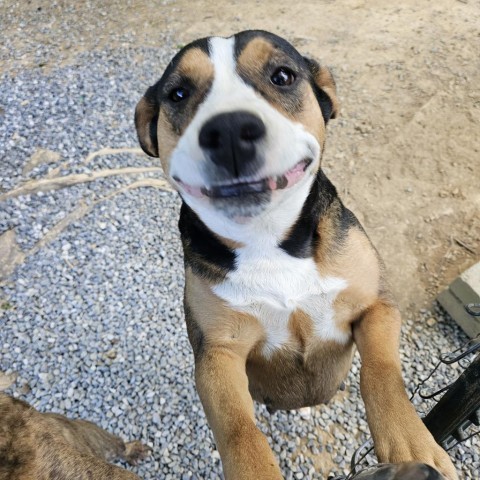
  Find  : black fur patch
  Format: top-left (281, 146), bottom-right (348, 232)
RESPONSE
top-left (279, 169), bottom-right (355, 258)
top-left (312, 85), bottom-right (334, 124)
top-left (339, 204), bottom-right (361, 232)
top-left (179, 202), bottom-right (236, 281)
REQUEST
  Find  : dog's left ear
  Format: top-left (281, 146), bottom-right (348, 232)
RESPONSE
top-left (135, 86), bottom-right (160, 158)
top-left (304, 57), bottom-right (339, 124)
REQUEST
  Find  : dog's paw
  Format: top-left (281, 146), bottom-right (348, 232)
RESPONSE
top-left (375, 431), bottom-right (458, 480)
top-left (124, 440), bottom-right (151, 465)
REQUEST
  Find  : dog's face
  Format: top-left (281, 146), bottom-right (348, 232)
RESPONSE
top-left (136, 30), bottom-right (338, 223)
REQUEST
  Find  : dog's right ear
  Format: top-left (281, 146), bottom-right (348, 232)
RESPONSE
top-left (135, 86), bottom-right (160, 158)
top-left (303, 57), bottom-right (339, 124)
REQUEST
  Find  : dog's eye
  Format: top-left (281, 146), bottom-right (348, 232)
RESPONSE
top-left (270, 67), bottom-right (296, 87)
top-left (169, 87), bottom-right (190, 102)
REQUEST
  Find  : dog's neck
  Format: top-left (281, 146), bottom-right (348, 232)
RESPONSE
top-left (178, 169), bottom-right (339, 277)
top-left (279, 169), bottom-right (338, 258)
top-left (182, 173), bottom-right (314, 248)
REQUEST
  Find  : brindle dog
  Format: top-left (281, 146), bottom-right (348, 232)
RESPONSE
top-left (0, 393), bottom-right (149, 479)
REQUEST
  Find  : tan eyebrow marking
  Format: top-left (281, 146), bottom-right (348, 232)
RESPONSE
top-left (177, 47), bottom-right (214, 85)
top-left (237, 37), bottom-right (275, 74)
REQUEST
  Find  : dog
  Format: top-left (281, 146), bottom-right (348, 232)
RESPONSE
top-left (0, 393), bottom-right (149, 479)
top-left (135, 30), bottom-right (457, 479)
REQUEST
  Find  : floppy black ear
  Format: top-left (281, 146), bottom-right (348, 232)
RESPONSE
top-left (135, 86), bottom-right (160, 157)
top-left (303, 57), bottom-right (339, 124)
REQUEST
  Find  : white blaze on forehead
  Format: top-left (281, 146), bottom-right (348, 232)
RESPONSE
top-left (208, 36), bottom-right (238, 90)
top-left (202, 35), bottom-right (268, 117)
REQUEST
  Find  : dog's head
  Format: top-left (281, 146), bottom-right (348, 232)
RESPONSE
top-left (135, 30), bottom-right (338, 226)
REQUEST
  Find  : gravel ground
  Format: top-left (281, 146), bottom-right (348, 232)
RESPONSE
top-left (0, 47), bottom-right (478, 479)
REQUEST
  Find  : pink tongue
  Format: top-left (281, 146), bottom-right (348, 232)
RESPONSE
top-left (268, 177), bottom-right (277, 190)
top-left (284, 161), bottom-right (306, 186)
top-left (268, 160), bottom-right (306, 191)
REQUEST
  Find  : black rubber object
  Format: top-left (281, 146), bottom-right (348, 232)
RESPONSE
top-left (424, 354), bottom-right (480, 449)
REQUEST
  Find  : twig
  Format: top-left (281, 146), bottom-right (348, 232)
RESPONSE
top-left (454, 237), bottom-right (476, 255)
top-left (45, 147), bottom-right (145, 179)
top-left (0, 166), bottom-right (164, 201)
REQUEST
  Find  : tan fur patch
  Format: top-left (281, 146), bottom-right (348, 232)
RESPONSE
top-left (185, 266), bottom-right (283, 477)
top-left (217, 234), bottom-right (243, 251)
top-left (185, 268), bottom-right (265, 357)
top-left (157, 108), bottom-right (179, 172)
top-left (246, 333), bottom-right (354, 410)
top-left (296, 87), bottom-right (326, 146)
top-left (194, 347), bottom-right (283, 479)
top-left (237, 37), bottom-right (275, 75)
top-left (177, 47), bottom-right (214, 84)
top-left (314, 219), bottom-right (380, 324)
top-left (352, 301), bottom-right (457, 477)
top-left (288, 308), bottom-right (314, 351)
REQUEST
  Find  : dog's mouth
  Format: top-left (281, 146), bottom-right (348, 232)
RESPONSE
top-left (174, 158), bottom-right (313, 199)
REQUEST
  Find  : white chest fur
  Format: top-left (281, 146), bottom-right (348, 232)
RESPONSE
top-left (213, 245), bottom-right (350, 357)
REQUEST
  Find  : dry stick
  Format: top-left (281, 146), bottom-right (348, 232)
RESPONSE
top-left (0, 372), bottom-right (18, 391)
top-left (453, 237), bottom-right (476, 255)
top-left (0, 229), bottom-right (26, 281)
top-left (45, 147), bottom-right (145, 179)
top-left (95, 178), bottom-right (174, 203)
top-left (0, 167), bottom-right (165, 201)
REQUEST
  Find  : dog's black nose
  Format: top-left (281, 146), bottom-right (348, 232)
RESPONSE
top-left (199, 111), bottom-right (266, 177)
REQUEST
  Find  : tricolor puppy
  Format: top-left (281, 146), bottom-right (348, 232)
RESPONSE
top-left (135, 30), bottom-right (457, 480)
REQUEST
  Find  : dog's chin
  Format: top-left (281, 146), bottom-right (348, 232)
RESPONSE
top-left (212, 191), bottom-right (272, 222)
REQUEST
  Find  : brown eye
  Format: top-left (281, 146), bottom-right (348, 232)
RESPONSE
top-left (270, 67), bottom-right (296, 86)
top-left (169, 87), bottom-right (190, 102)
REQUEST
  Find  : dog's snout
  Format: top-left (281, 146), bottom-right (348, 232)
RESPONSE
top-left (199, 111), bottom-right (266, 177)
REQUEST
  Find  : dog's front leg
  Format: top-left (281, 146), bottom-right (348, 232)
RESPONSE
top-left (195, 347), bottom-right (283, 480)
top-left (353, 301), bottom-right (458, 480)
